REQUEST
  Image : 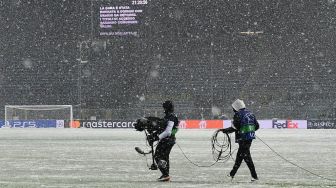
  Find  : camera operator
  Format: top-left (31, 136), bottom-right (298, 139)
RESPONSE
top-left (147, 100), bottom-right (179, 182)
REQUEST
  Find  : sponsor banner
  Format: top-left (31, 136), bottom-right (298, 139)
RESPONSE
top-left (0, 120), bottom-right (63, 128)
top-left (259, 119), bottom-right (307, 129)
top-left (307, 120), bottom-right (336, 129)
top-left (201, 120), bottom-right (307, 129)
top-left (83, 119), bottom-right (223, 129)
top-left (81, 120), bottom-right (136, 128)
top-left (178, 120), bottom-right (224, 129)
top-left (224, 120), bottom-right (232, 129)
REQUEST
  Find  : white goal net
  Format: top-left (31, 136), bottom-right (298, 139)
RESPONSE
top-left (4, 105), bottom-right (73, 128)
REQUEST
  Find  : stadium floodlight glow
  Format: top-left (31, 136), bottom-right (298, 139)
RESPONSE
top-left (240, 31), bottom-right (264, 35)
top-left (4, 105), bottom-right (73, 128)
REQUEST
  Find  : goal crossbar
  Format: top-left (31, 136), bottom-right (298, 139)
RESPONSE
top-left (4, 105), bottom-right (73, 128)
top-left (5, 105), bottom-right (72, 111)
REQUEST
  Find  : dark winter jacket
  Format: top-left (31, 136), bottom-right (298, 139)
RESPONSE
top-left (223, 108), bottom-right (259, 142)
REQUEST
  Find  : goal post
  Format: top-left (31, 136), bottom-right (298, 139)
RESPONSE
top-left (4, 105), bottom-right (73, 128)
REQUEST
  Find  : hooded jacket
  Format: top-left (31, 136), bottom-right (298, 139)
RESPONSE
top-left (223, 99), bottom-right (259, 142)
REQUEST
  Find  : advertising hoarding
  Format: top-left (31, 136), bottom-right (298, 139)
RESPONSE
top-left (307, 120), bottom-right (336, 129)
top-left (0, 120), bottom-right (64, 128)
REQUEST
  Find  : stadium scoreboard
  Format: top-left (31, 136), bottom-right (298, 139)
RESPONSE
top-left (99, 0), bottom-right (149, 37)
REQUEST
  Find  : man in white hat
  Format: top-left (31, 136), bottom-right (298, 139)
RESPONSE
top-left (221, 99), bottom-right (259, 182)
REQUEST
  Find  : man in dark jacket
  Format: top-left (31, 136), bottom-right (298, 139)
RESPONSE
top-left (147, 100), bottom-right (179, 182)
top-left (221, 99), bottom-right (259, 182)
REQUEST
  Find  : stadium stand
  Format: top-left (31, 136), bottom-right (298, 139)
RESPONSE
top-left (1, 1), bottom-right (335, 120)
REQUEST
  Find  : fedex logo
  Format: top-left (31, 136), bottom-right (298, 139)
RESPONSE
top-left (272, 119), bottom-right (298, 129)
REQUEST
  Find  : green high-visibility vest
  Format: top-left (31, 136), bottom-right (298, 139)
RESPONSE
top-left (240, 124), bottom-right (256, 134)
top-left (171, 127), bottom-right (178, 136)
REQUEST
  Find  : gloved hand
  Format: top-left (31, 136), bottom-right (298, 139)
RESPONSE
top-left (147, 134), bottom-right (159, 146)
top-left (220, 127), bottom-right (236, 134)
top-left (219, 128), bottom-right (227, 133)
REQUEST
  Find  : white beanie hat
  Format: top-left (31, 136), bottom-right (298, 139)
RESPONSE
top-left (232, 99), bottom-right (246, 111)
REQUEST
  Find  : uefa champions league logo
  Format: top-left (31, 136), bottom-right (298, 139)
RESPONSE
top-left (56, 120), bottom-right (65, 128)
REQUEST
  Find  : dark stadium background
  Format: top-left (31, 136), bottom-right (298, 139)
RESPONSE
top-left (1, 0), bottom-right (335, 120)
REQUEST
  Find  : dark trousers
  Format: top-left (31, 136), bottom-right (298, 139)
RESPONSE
top-left (154, 137), bottom-right (175, 176)
top-left (230, 140), bottom-right (258, 179)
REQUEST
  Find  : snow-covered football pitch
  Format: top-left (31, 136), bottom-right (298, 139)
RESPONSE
top-left (0, 128), bottom-right (335, 188)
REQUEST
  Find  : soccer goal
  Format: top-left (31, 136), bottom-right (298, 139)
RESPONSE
top-left (4, 105), bottom-right (73, 128)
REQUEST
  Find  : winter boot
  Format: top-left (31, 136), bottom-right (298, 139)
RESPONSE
top-left (157, 175), bottom-right (170, 182)
top-left (226, 174), bottom-right (234, 182)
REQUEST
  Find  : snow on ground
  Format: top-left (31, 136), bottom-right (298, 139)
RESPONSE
top-left (0, 128), bottom-right (335, 188)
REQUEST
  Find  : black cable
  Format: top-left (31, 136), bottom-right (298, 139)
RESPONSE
top-left (211, 130), bottom-right (233, 162)
top-left (256, 135), bottom-right (336, 182)
top-left (176, 129), bottom-right (233, 167)
top-left (176, 143), bottom-right (218, 167)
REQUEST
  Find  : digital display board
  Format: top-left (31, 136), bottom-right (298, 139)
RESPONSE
top-left (99, 0), bottom-right (149, 37)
